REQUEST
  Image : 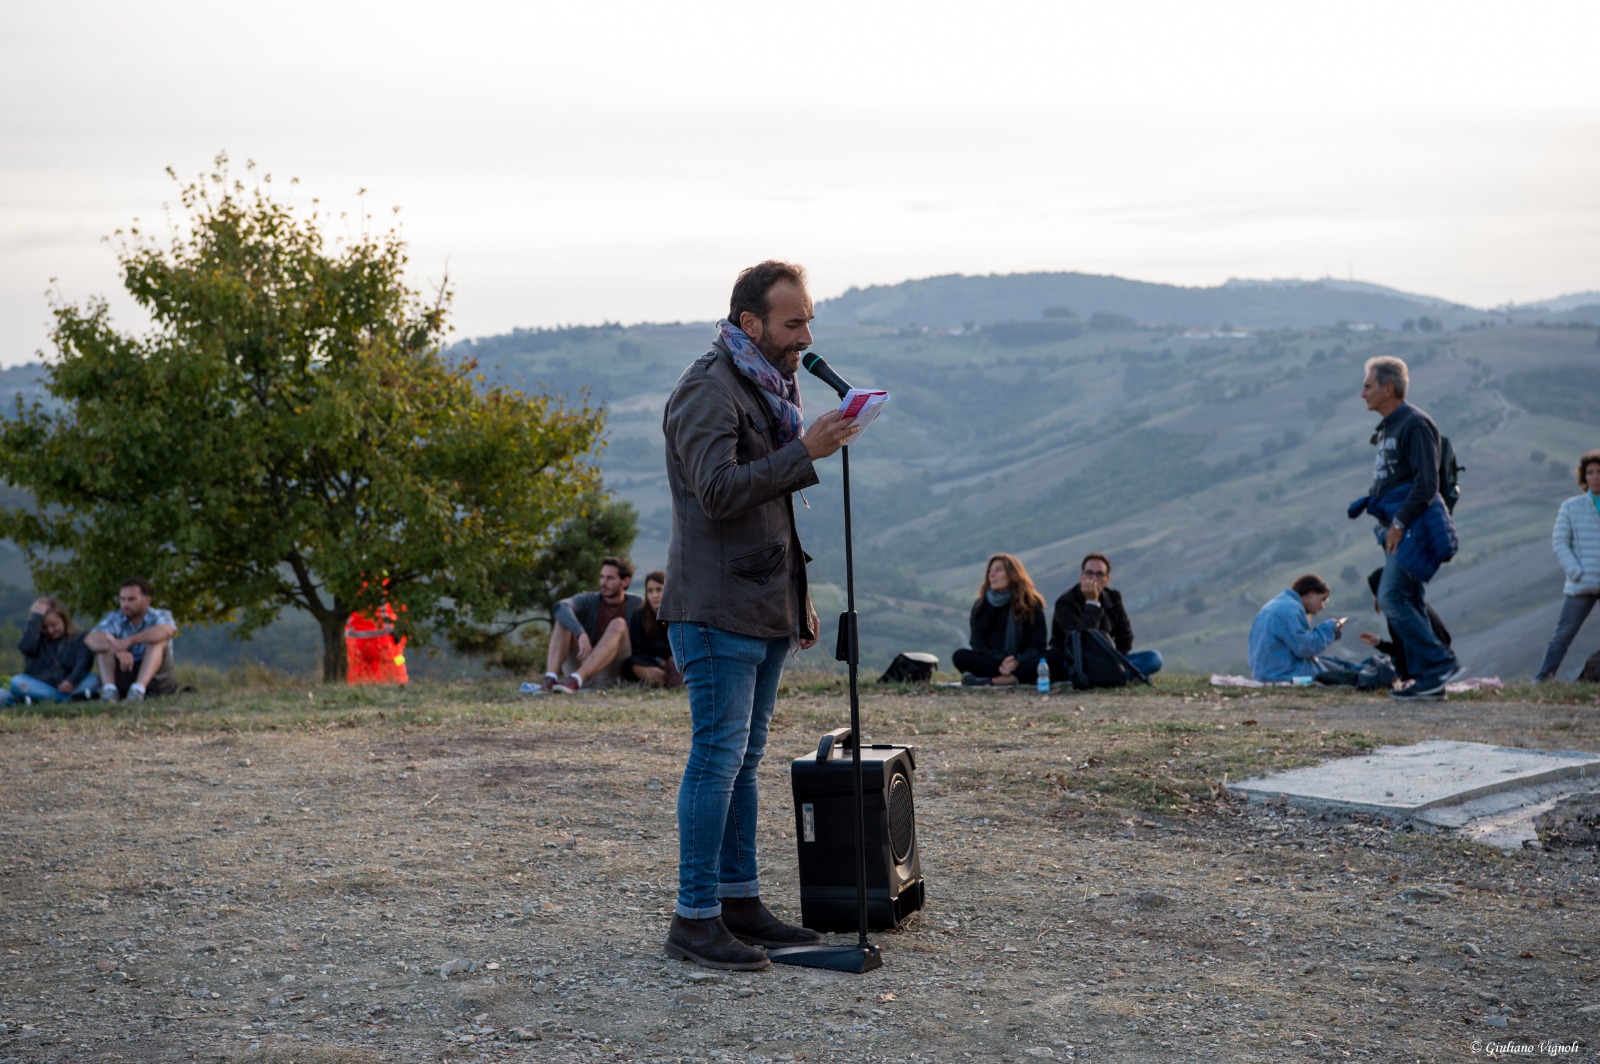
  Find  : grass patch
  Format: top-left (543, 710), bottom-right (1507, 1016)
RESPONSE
top-left (1456, 679), bottom-right (1600, 705)
top-left (2, 672), bottom-right (1592, 824)
top-left (1031, 721), bottom-right (1377, 817)
top-left (1084, 725), bottom-right (1374, 815)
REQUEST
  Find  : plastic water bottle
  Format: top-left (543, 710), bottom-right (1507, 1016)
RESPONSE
top-left (1037, 658), bottom-right (1051, 694)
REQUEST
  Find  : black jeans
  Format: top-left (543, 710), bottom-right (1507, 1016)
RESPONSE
top-left (953, 647), bottom-right (1038, 684)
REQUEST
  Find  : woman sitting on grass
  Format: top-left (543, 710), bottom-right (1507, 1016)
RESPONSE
top-left (954, 553), bottom-right (1047, 687)
top-left (1, 598), bottom-right (99, 705)
top-left (622, 570), bottom-right (682, 688)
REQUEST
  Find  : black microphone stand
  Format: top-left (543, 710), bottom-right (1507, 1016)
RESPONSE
top-left (768, 374), bottom-right (883, 974)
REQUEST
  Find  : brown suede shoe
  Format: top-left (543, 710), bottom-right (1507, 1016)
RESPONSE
top-left (664, 915), bottom-right (770, 971)
top-left (720, 897), bottom-right (824, 948)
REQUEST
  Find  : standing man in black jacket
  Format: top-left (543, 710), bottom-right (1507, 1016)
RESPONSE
top-left (1361, 356), bottom-right (1461, 700)
top-left (659, 261), bottom-right (858, 971)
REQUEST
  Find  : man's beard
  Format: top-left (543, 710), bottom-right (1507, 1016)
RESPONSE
top-left (756, 332), bottom-right (804, 378)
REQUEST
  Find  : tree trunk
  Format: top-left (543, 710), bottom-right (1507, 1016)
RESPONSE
top-left (320, 611), bottom-right (349, 684)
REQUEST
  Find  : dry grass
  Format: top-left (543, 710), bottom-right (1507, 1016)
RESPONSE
top-left (1, 674), bottom-right (1597, 1062)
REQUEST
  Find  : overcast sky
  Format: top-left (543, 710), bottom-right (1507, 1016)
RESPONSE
top-left (2, 0), bottom-right (1597, 365)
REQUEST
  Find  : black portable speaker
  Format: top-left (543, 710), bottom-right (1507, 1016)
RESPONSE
top-left (789, 728), bottom-right (925, 932)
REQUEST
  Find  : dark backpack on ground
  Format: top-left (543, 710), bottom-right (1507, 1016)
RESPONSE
top-left (879, 651), bottom-right (938, 684)
top-left (1062, 629), bottom-right (1150, 690)
top-left (1313, 655), bottom-right (1397, 690)
top-left (1580, 647), bottom-right (1600, 684)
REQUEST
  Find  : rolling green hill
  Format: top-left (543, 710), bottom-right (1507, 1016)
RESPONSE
top-left (457, 311), bottom-right (1600, 681)
top-left (7, 274), bottom-right (1599, 682)
top-left (817, 272), bottom-right (1498, 331)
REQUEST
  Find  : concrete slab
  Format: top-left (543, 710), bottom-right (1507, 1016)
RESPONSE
top-left (1230, 740), bottom-right (1600, 847)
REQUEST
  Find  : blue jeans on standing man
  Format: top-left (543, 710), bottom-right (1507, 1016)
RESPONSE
top-left (1534, 593), bottom-right (1599, 682)
top-left (668, 622), bottom-right (790, 920)
top-left (1378, 550), bottom-right (1457, 685)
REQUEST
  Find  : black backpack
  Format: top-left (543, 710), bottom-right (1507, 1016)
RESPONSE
top-left (1370, 423), bottom-right (1463, 513)
top-left (879, 652), bottom-right (938, 684)
top-left (1061, 629), bottom-right (1150, 690)
top-left (1439, 435), bottom-right (1463, 514)
top-left (1312, 654), bottom-right (1397, 690)
top-left (1580, 647), bottom-right (1600, 684)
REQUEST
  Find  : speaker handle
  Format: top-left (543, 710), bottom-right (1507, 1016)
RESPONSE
top-left (815, 727), bottom-right (856, 761)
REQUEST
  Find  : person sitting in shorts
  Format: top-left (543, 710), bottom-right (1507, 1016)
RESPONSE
top-left (84, 577), bottom-right (179, 701)
top-left (539, 556), bottom-right (641, 693)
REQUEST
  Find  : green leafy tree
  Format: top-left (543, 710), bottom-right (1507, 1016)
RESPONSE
top-left (0, 157), bottom-right (610, 681)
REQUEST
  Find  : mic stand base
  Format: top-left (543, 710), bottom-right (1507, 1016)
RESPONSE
top-left (766, 942), bottom-right (883, 973)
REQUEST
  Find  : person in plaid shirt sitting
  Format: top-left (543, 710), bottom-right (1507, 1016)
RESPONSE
top-left (84, 576), bottom-right (179, 701)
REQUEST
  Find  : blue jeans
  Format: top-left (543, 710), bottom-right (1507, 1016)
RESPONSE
top-left (1535, 593), bottom-right (1599, 681)
top-left (1, 673), bottom-right (99, 705)
top-left (669, 622), bottom-right (789, 919)
top-left (1378, 552), bottom-right (1456, 684)
top-left (1127, 649), bottom-right (1163, 678)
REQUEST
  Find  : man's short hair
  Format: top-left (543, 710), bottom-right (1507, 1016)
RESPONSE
top-left (730, 261), bottom-right (808, 326)
top-left (601, 555), bottom-right (633, 581)
top-left (1291, 574), bottom-right (1330, 597)
top-left (1080, 552), bottom-right (1111, 577)
top-left (120, 576), bottom-right (153, 597)
top-left (1363, 356), bottom-right (1409, 400)
top-left (1578, 449), bottom-right (1600, 485)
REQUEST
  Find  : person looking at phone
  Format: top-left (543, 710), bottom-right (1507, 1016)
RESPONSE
top-left (1247, 574), bottom-right (1348, 682)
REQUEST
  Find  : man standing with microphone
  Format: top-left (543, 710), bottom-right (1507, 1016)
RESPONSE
top-left (660, 261), bottom-right (860, 971)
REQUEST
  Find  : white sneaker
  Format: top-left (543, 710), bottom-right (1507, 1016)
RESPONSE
top-left (100, 686), bottom-right (120, 702)
top-left (127, 684), bottom-right (146, 702)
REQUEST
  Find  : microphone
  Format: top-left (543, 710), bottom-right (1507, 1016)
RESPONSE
top-left (801, 352), bottom-right (853, 399)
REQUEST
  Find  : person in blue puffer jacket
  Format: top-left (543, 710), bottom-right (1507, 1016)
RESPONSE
top-left (1534, 449), bottom-right (1600, 681)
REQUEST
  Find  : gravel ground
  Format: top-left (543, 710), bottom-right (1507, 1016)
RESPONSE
top-left (1, 683), bottom-right (1597, 1063)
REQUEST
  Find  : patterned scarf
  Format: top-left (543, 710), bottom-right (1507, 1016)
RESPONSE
top-left (716, 318), bottom-right (803, 446)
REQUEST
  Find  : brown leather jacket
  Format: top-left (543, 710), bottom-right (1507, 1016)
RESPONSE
top-left (660, 342), bottom-right (819, 642)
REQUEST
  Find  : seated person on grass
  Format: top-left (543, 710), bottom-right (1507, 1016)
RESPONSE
top-left (1046, 551), bottom-right (1163, 681)
top-left (540, 556), bottom-right (642, 693)
top-left (1247, 574), bottom-right (1349, 683)
top-left (1, 597), bottom-right (99, 704)
top-left (83, 577), bottom-right (178, 702)
top-left (622, 570), bottom-right (682, 688)
top-left (953, 553), bottom-right (1047, 686)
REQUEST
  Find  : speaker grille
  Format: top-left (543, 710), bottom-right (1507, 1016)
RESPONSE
top-left (887, 771), bottom-right (915, 863)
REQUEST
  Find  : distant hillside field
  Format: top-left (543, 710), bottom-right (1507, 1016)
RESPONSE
top-left (6, 272), bottom-right (1599, 680)
top-left (452, 293), bottom-right (1600, 681)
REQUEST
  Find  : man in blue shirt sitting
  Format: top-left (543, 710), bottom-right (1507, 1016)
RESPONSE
top-left (84, 576), bottom-right (179, 702)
